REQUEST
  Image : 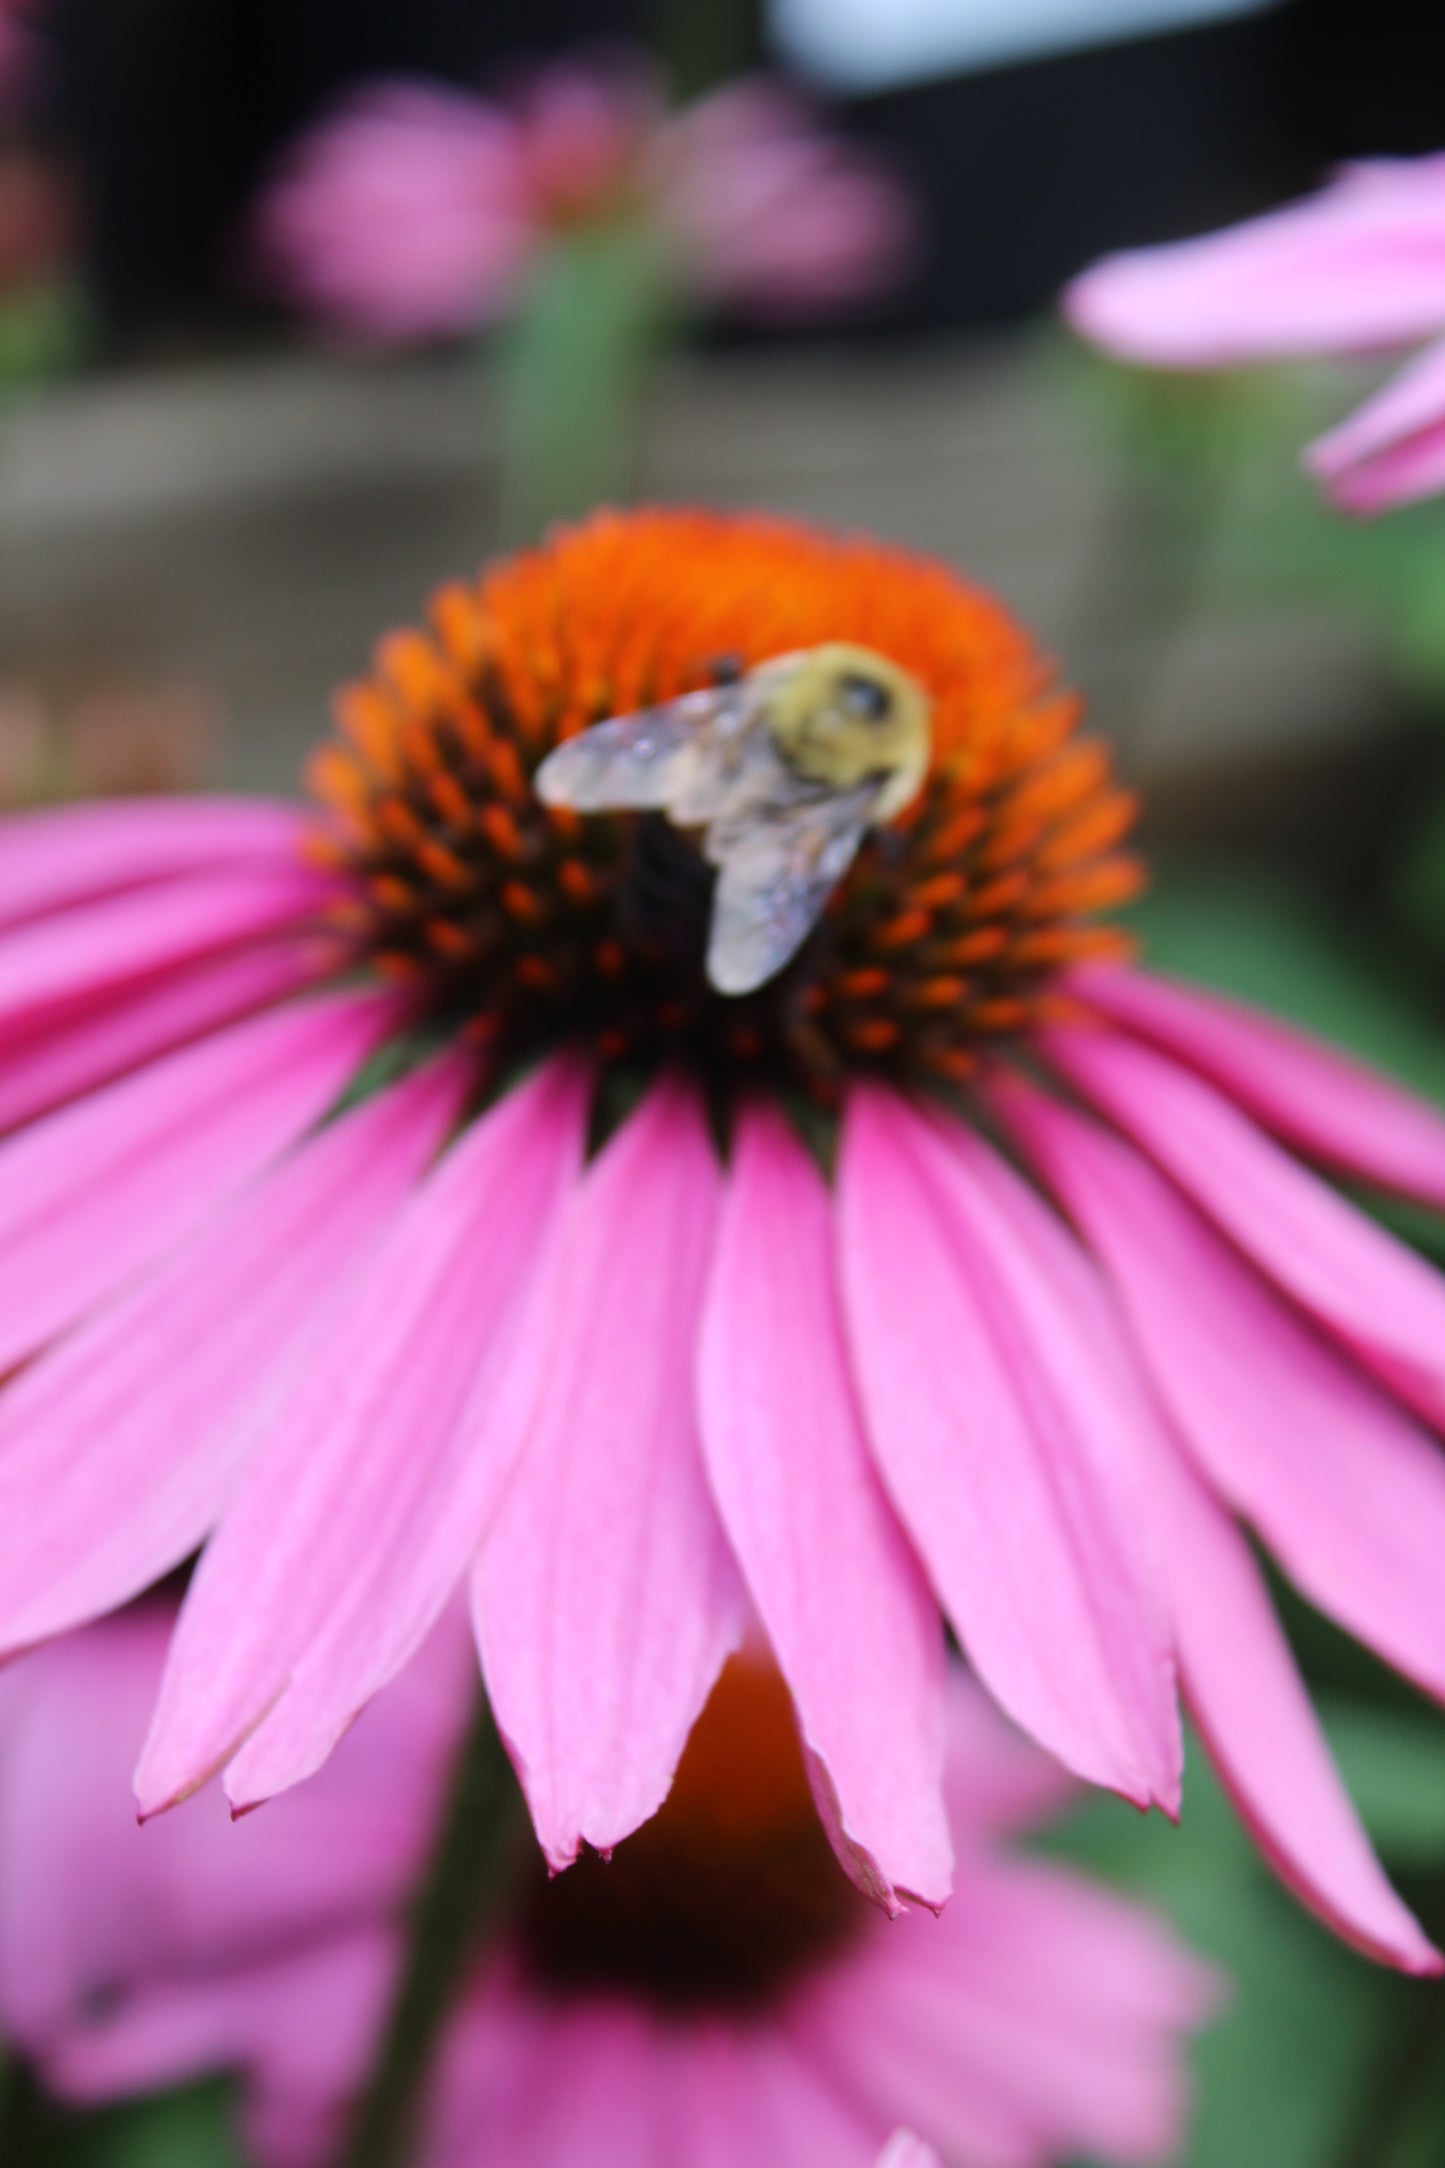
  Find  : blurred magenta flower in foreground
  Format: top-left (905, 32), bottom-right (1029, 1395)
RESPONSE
top-left (0, 1612), bottom-right (1214, 2168)
top-left (1065, 155), bottom-right (1445, 514)
top-left (247, 58), bottom-right (916, 343)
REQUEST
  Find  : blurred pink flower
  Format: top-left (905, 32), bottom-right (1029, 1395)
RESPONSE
top-left (0, 1614), bottom-right (1215, 2168)
top-left (249, 59), bottom-right (915, 342)
top-left (1064, 155), bottom-right (1445, 514)
top-left (0, 511), bottom-right (1444, 1980)
top-left (0, 0), bottom-right (40, 111)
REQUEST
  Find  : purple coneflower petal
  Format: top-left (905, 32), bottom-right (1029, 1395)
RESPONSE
top-left (0, 797), bottom-right (311, 933)
top-left (698, 1103), bottom-right (952, 1916)
top-left (1045, 1024), bottom-right (1445, 1429)
top-left (135, 1060), bottom-right (583, 1819)
top-left (1307, 329), bottom-right (1445, 514)
top-left (874, 2136), bottom-right (943, 2168)
top-left (0, 988), bottom-right (395, 1373)
top-left (474, 1080), bottom-right (745, 1872)
top-left (1154, 1449), bottom-right (1440, 1973)
top-left (0, 942), bottom-right (322, 1137)
top-left (0, 862), bottom-right (332, 1042)
top-left (1074, 965), bottom-right (1445, 1210)
top-left (217, 1064), bottom-right (587, 1813)
top-left (838, 1087), bottom-right (1179, 1812)
top-left (0, 1058), bottom-right (464, 1658)
top-left (1012, 1091), bottom-right (1445, 1705)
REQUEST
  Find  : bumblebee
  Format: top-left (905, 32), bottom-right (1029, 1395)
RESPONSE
top-left (535, 643), bottom-right (932, 995)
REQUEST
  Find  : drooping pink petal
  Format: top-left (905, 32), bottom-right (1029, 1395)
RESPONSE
top-left (216, 1064), bottom-right (589, 1813)
top-left (0, 988), bottom-right (395, 1371)
top-left (837, 1085), bottom-right (1179, 1810)
top-left (697, 1102), bottom-right (951, 1915)
top-left (1074, 964), bottom-right (1445, 1209)
top-left (0, 861), bottom-right (333, 1044)
top-left (473, 1079), bottom-right (745, 1870)
top-left (1043, 1022), bottom-right (1445, 1429)
top-left (0, 796), bottom-right (310, 933)
top-left (0, 1058), bottom-right (464, 1657)
top-left (943, 1097), bottom-right (1437, 1970)
top-left (1064, 153), bottom-right (1445, 367)
top-left (0, 940), bottom-right (324, 1136)
top-left (1008, 1088), bottom-right (1445, 1706)
top-left (135, 1060), bottom-right (586, 1819)
top-left (1307, 329), bottom-right (1445, 512)
top-left (1156, 1448), bottom-right (1439, 1972)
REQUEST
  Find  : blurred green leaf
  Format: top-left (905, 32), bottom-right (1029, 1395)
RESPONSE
top-left (1391, 781), bottom-right (1445, 953)
top-left (1317, 1699), bottom-right (1445, 1869)
top-left (67, 2083), bottom-right (243, 2168)
top-left (0, 282), bottom-right (88, 396)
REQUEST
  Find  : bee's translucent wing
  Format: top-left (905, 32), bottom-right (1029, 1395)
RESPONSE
top-left (706, 782), bottom-right (877, 995)
top-left (534, 689), bottom-right (738, 815)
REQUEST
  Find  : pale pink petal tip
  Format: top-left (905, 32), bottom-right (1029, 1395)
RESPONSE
top-left (874, 2134), bottom-right (942, 2168)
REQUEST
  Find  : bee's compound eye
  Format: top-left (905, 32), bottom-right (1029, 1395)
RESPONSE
top-left (838, 673), bottom-right (893, 723)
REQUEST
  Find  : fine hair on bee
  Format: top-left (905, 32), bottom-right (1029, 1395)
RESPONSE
top-left (535, 643), bottom-right (932, 996)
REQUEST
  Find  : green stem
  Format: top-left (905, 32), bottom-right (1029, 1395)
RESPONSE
top-left (334, 1691), bottom-right (519, 2168)
top-left (493, 221), bottom-right (679, 546)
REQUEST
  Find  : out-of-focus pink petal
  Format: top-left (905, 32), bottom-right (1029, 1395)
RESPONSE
top-left (875, 2136), bottom-right (943, 2168)
top-left (811, 1852), bottom-right (1216, 2167)
top-left (1009, 1089), bottom-right (1445, 1706)
top-left (1044, 1022), bottom-right (1445, 1429)
top-left (0, 1058), bottom-right (464, 1657)
top-left (1308, 329), bottom-right (1445, 512)
top-left (1065, 153), bottom-right (1445, 367)
top-left (0, 940), bottom-right (324, 1136)
top-left (0, 1611), bottom-right (466, 2062)
top-left (135, 1060), bottom-right (584, 1819)
top-left (659, 79), bottom-right (914, 315)
top-left (838, 1086), bottom-right (1179, 1810)
top-left (251, 81), bottom-right (534, 342)
top-left (698, 1102), bottom-right (951, 1916)
top-left (940, 1669), bottom-right (1078, 1842)
top-left (1155, 1448), bottom-right (1439, 1972)
top-left (0, 796), bottom-right (311, 933)
top-left (474, 1079), bottom-right (745, 1871)
top-left (0, 860), bottom-right (332, 1040)
top-left (0, 988), bottom-right (394, 1371)
top-left (1074, 965), bottom-right (1445, 1208)
top-left (215, 1063), bottom-right (588, 1813)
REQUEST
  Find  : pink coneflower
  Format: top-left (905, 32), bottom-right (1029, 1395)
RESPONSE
top-left (1064, 154), bottom-right (1445, 514)
top-left (247, 58), bottom-right (915, 343)
top-left (0, 1611), bottom-right (1215, 2168)
top-left (1, 510), bottom-right (1444, 1973)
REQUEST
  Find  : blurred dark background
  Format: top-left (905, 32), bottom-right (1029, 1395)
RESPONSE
top-left (27, 0), bottom-right (1445, 346)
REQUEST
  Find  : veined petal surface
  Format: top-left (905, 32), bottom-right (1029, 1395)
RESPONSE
top-left (1011, 1089), bottom-right (1445, 1705)
top-left (837, 1086), bottom-right (1179, 1811)
top-left (136, 1060), bottom-right (585, 1817)
top-left (0, 988), bottom-right (394, 1372)
top-left (0, 1059), bottom-right (464, 1656)
top-left (1045, 1023), bottom-right (1445, 1429)
top-left (474, 1080), bottom-right (745, 1870)
top-left (698, 1102), bottom-right (951, 1914)
top-left (1075, 966), bottom-right (1445, 1209)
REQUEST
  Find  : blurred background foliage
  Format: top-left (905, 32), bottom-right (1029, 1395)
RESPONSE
top-left (4, 0), bottom-right (1445, 2163)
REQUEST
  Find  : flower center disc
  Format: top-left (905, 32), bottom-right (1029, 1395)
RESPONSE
top-left (310, 510), bottom-right (1141, 1102)
top-left (515, 1657), bottom-right (863, 2010)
